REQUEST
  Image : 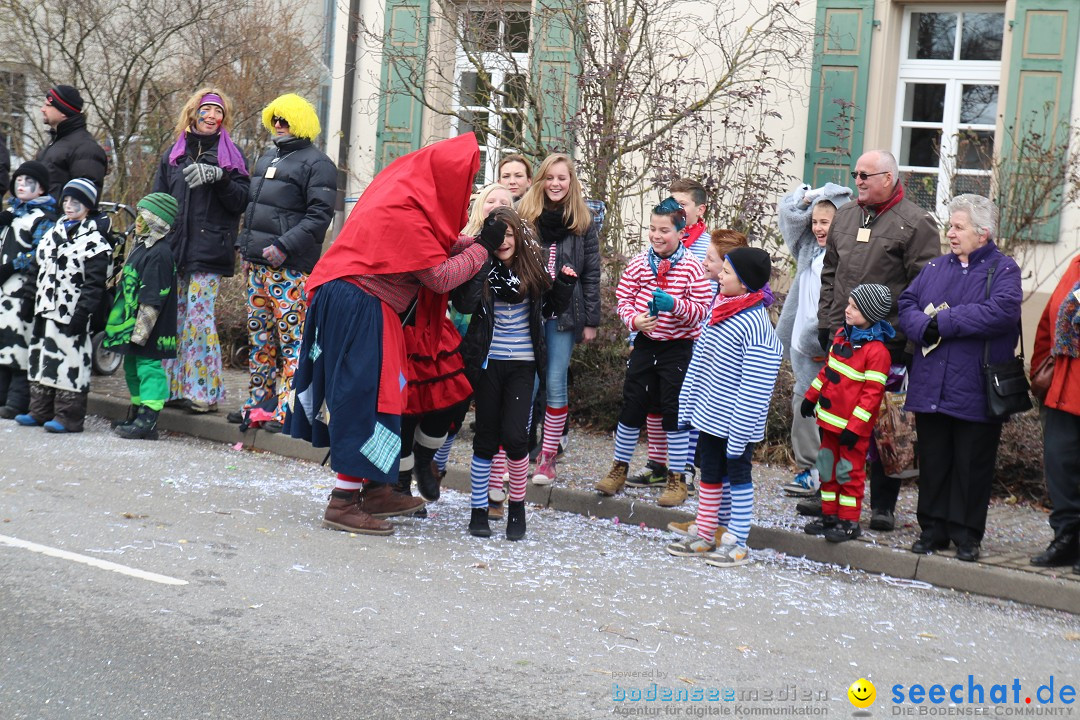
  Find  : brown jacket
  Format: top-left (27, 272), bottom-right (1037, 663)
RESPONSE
top-left (818, 194), bottom-right (941, 359)
top-left (1032, 254), bottom-right (1080, 416)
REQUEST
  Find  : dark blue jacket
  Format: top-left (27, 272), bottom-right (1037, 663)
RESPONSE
top-left (898, 242), bottom-right (1022, 423)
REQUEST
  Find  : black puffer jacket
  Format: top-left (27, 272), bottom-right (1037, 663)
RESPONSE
top-left (237, 137), bottom-right (337, 273)
top-left (152, 131), bottom-right (250, 277)
top-left (35, 115), bottom-right (108, 201)
top-left (451, 260), bottom-right (576, 387)
top-left (0, 133), bottom-right (9, 197)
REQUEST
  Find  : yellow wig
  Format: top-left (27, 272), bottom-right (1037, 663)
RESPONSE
top-left (261, 93), bottom-right (321, 140)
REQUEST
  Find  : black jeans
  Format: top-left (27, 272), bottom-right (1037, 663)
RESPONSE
top-left (619, 335), bottom-right (694, 431)
top-left (473, 359), bottom-right (535, 460)
top-left (1043, 406), bottom-right (1080, 536)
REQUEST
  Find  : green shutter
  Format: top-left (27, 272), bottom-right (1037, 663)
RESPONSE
top-left (529, 0), bottom-right (578, 153)
top-left (1002, 0), bottom-right (1079, 243)
top-left (375, 0), bottom-right (431, 171)
top-left (803, 0), bottom-right (875, 187)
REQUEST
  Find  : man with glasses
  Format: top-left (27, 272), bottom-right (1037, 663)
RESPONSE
top-left (810, 149), bottom-right (940, 532)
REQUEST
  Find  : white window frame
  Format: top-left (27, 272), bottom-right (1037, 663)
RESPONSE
top-left (453, 6), bottom-right (531, 186)
top-left (893, 5), bottom-right (1005, 215)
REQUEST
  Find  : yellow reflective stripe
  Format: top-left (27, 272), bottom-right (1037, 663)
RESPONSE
top-left (816, 408), bottom-right (849, 430)
top-left (820, 491), bottom-right (837, 501)
top-left (838, 495), bottom-right (858, 507)
top-left (864, 370), bottom-right (888, 385)
top-left (852, 406), bottom-right (872, 422)
top-left (828, 356), bottom-right (865, 382)
top-left (811, 377), bottom-right (823, 391)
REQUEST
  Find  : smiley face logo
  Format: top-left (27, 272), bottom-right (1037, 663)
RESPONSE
top-left (848, 678), bottom-right (876, 709)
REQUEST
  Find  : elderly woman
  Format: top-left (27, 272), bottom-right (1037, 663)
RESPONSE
top-left (898, 194), bottom-right (1021, 561)
top-left (1029, 252), bottom-right (1080, 572)
top-left (153, 88), bottom-right (250, 413)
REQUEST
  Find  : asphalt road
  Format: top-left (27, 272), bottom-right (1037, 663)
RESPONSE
top-left (1, 419), bottom-right (1077, 719)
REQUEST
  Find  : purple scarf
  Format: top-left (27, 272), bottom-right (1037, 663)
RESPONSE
top-left (167, 128), bottom-right (248, 176)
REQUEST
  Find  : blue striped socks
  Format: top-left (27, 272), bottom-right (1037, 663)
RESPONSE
top-left (434, 433), bottom-right (455, 473)
top-left (613, 422), bottom-right (639, 463)
top-left (717, 479), bottom-right (732, 527)
top-left (665, 429), bottom-right (690, 475)
top-left (727, 482), bottom-right (754, 548)
top-left (470, 455), bottom-right (492, 508)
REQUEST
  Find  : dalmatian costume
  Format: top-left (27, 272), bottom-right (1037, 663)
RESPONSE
top-left (0, 196), bottom-right (58, 371)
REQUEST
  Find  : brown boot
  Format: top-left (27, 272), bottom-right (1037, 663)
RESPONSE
top-left (657, 471), bottom-right (688, 507)
top-left (595, 461), bottom-right (629, 496)
top-left (359, 481), bottom-right (427, 518)
top-left (323, 490), bottom-right (394, 535)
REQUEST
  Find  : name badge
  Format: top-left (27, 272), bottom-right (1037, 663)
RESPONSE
top-left (856, 227), bottom-right (871, 243)
top-left (265, 166), bottom-right (277, 179)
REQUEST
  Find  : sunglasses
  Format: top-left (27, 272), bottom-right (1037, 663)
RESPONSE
top-left (850, 170), bottom-right (890, 181)
top-left (271, 116), bottom-right (290, 126)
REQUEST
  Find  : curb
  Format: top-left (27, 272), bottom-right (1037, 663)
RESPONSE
top-left (88, 393), bottom-right (1079, 615)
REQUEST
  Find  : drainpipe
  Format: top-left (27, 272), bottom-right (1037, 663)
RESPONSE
top-left (334, 0), bottom-right (361, 238)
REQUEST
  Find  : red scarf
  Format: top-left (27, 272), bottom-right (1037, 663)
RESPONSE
top-left (709, 291), bottom-right (765, 325)
top-left (859, 182), bottom-right (905, 221)
top-left (681, 221), bottom-right (706, 249)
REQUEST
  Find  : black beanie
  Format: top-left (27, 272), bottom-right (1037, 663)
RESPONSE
top-left (46, 85), bottom-right (84, 117)
top-left (725, 247), bottom-right (771, 292)
top-left (12, 161), bottom-right (50, 192)
top-left (850, 283), bottom-right (893, 324)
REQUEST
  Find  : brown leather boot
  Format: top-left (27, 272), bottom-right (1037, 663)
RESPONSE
top-left (324, 490), bottom-right (394, 535)
top-left (359, 481), bottom-right (427, 518)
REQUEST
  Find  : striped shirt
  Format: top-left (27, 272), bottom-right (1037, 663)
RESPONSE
top-left (616, 251), bottom-right (711, 341)
top-left (678, 304), bottom-right (783, 456)
top-left (488, 300), bottom-right (534, 361)
top-left (349, 236), bottom-right (487, 313)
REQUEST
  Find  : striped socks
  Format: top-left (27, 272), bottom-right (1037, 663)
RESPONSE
top-left (717, 479), bottom-right (732, 527)
top-left (540, 406), bottom-right (568, 458)
top-left (728, 483), bottom-right (754, 548)
top-left (334, 472), bottom-right (364, 491)
top-left (646, 413), bottom-right (667, 465)
top-left (613, 422), bottom-right (639, 463)
top-left (470, 455), bottom-right (492, 508)
top-left (507, 456), bottom-right (529, 502)
top-left (696, 482), bottom-right (722, 542)
top-left (434, 433), bottom-right (455, 473)
top-left (664, 429), bottom-right (690, 475)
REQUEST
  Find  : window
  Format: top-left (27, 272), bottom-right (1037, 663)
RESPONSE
top-left (0, 69), bottom-right (28, 158)
top-left (455, 7), bottom-right (531, 186)
top-left (894, 7), bottom-right (1005, 213)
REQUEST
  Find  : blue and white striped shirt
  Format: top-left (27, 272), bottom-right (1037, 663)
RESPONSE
top-left (488, 300), bottom-right (534, 361)
top-left (678, 304), bottom-right (783, 456)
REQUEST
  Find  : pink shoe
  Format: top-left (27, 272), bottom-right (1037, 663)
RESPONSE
top-left (532, 451), bottom-right (557, 485)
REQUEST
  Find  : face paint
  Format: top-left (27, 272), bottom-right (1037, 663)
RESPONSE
top-left (63, 197), bottom-right (88, 220)
top-left (14, 176), bottom-right (42, 201)
top-left (135, 215), bottom-right (148, 235)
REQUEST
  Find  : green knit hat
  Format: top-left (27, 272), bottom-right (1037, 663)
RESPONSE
top-left (137, 192), bottom-right (178, 226)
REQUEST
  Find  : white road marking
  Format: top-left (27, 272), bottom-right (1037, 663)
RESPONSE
top-left (0, 534), bottom-right (188, 586)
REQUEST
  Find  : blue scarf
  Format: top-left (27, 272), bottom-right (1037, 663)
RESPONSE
top-left (647, 243), bottom-right (686, 279)
top-left (8, 195), bottom-right (57, 216)
top-left (847, 320), bottom-right (896, 347)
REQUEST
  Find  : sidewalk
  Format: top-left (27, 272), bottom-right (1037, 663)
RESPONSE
top-left (89, 368), bottom-right (1080, 614)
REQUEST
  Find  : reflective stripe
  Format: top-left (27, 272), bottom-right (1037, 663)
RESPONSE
top-left (820, 491), bottom-right (837, 501)
top-left (811, 377), bottom-right (823, 391)
top-left (852, 406), bottom-right (872, 422)
top-left (865, 370), bottom-right (888, 385)
top-left (839, 494), bottom-right (858, 507)
top-left (816, 408), bottom-right (849, 431)
top-left (828, 356), bottom-right (865, 382)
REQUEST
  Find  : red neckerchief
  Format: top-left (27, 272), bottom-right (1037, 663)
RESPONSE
top-left (709, 290), bottom-right (765, 325)
top-left (681, 221), bottom-right (706, 249)
top-left (859, 182), bottom-right (905, 223)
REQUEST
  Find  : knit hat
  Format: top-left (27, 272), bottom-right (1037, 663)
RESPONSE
top-left (46, 85), bottom-right (84, 117)
top-left (12, 161), bottom-right (49, 191)
top-left (850, 283), bottom-right (893, 324)
top-left (137, 192), bottom-right (178, 226)
top-left (725, 246), bottom-right (771, 292)
top-left (61, 178), bottom-right (98, 210)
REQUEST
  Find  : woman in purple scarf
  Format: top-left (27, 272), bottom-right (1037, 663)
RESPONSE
top-left (152, 88), bottom-right (250, 413)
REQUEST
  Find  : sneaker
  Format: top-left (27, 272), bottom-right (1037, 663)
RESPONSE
top-left (668, 520), bottom-right (728, 544)
top-left (188, 401), bottom-right (218, 414)
top-left (625, 460), bottom-right (667, 488)
top-left (684, 464), bottom-right (697, 497)
top-left (803, 514), bottom-right (838, 536)
top-left (824, 519), bottom-right (862, 543)
top-left (657, 471), bottom-right (688, 507)
top-left (164, 398), bottom-right (190, 410)
top-left (323, 490), bottom-right (394, 535)
top-left (704, 536), bottom-right (750, 568)
top-left (531, 451), bottom-right (557, 485)
top-left (665, 536), bottom-right (716, 557)
top-left (595, 460), bottom-right (629, 496)
top-left (782, 468), bottom-right (820, 497)
top-left (869, 509), bottom-right (895, 532)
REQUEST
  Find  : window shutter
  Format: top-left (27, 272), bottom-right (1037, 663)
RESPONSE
top-left (803, 0), bottom-right (875, 187)
top-left (529, 0), bottom-right (578, 153)
top-left (1002, 0), bottom-right (1079, 243)
top-left (375, 0), bottom-right (431, 172)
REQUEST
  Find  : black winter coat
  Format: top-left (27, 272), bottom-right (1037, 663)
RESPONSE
top-left (152, 132), bottom-right (250, 277)
top-left (451, 260), bottom-right (576, 388)
top-left (237, 137), bottom-right (337, 273)
top-left (0, 133), bottom-right (9, 197)
top-left (35, 115), bottom-right (109, 201)
top-left (541, 224), bottom-right (601, 341)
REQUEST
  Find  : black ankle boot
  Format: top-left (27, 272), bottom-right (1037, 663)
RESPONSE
top-left (413, 442), bottom-right (441, 502)
top-left (111, 405), bottom-right (138, 429)
top-left (115, 406), bottom-right (159, 440)
top-left (506, 500), bottom-right (526, 541)
top-left (469, 507), bottom-right (491, 537)
top-left (396, 469), bottom-right (427, 518)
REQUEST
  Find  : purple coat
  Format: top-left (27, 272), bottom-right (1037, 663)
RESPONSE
top-left (898, 242), bottom-right (1022, 423)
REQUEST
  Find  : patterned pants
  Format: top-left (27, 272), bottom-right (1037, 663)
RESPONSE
top-left (245, 264), bottom-right (307, 423)
top-left (164, 272), bottom-right (225, 405)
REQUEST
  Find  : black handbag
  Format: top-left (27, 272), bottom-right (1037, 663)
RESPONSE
top-left (982, 261), bottom-right (1032, 419)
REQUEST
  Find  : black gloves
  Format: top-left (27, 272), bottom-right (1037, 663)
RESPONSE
top-left (838, 429), bottom-right (859, 449)
top-left (818, 328), bottom-right (832, 353)
top-left (923, 317), bottom-right (940, 345)
top-left (0, 210), bottom-right (14, 227)
top-left (62, 312), bottom-right (88, 337)
top-left (556, 268), bottom-right (578, 286)
top-left (800, 398), bottom-right (816, 418)
top-left (476, 215), bottom-right (507, 254)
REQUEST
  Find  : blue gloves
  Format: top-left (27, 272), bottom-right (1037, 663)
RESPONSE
top-left (651, 289), bottom-right (675, 313)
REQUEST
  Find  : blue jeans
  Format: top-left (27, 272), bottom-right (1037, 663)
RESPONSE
top-left (543, 319), bottom-right (575, 407)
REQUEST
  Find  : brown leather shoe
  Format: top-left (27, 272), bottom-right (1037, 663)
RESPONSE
top-left (324, 490), bottom-right (394, 535)
top-left (359, 481), bottom-right (427, 518)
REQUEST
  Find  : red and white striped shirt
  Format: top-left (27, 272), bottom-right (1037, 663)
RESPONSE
top-left (348, 236), bottom-right (487, 313)
top-left (616, 251), bottom-right (711, 341)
